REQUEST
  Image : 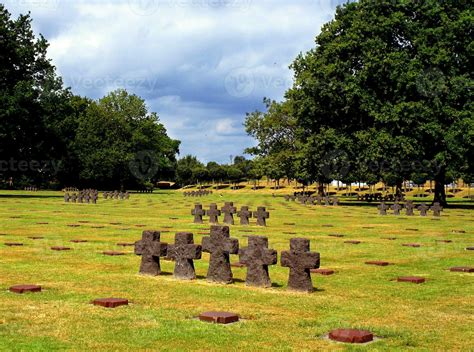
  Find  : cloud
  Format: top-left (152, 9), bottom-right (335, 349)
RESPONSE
top-left (4, 0), bottom-right (345, 163)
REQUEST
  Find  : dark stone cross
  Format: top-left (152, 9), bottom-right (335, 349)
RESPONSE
top-left (134, 231), bottom-right (168, 275)
top-left (430, 202), bottom-right (443, 217)
top-left (324, 196), bottom-right (330, 206)
top-left (332, 197), bottom-right (339, 206)
top-left (405, 201), bottom-right (415, 216)
top-left (206, 203), bottom-right (221, 224)
top-left (64, 193), bottom-right (70, 202)
top-left (391, 202), bottom-right (402, 215)
top-left (239, 236), bottom-right (277, 288)
top-left (202, 225), bottom-right (239, 284)
top-left (237, 206), bottom-right (251, 225)
top-left (191, 204), bottom-right (205, 224)
top-left (281, 238), bottom-right (320, 292)
top-left (253, 206), bottom-right (269, 226)
top-left (222, 202), bottom-right (237, 225)
top-left (71, 193), bottom-right (77, 203)
top-left (315, 194), bottom-right (323, 205)
top-left (377, 202), bottom-right (388, 215)
top-left (418, 203), bottom-right (429, 216)
top-left (167, 232), bottom-right (202, 280)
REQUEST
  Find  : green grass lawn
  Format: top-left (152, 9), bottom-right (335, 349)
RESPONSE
top-left (0, 190), bottom-right (473, 351)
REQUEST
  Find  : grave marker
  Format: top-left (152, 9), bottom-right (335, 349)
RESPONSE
top-left (239, 236), bottom-right (277, 288)
top-left (134, 231), bottom-right (168, 275)
top-left (167, 232), bottom-right (202, 280)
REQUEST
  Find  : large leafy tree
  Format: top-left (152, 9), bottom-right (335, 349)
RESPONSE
top-left (74, 89), bottom-right (179, 189)
top-left (0, 5), bottom-right (73, 186)
top-left (285, 0), bottom-right (472, 205)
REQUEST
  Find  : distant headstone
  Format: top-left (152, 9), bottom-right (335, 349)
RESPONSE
top-left (206, 203), bottom-right (221, 224)
top-left (222, 202), bottom-right (237, 225)
top-left (191, 204), bottom-right (205, 224)
top-left (9, 285), bottom-right (42, 294)
top-left (202, 225), bottom-right (239, 284)
top-left (377, 202), bottom-right (388, 215)
top-left (430, 202), bottom-right (443, 217)
top-left (253, 206), bottom-right (269, 226)
top-left (134, 231), bottom-right (168, 275)
top-left (397, 276), bottom-right (425, 284)
top-left (64, 193), bottom-right (70, 202)
top-left (418, 203), bottom-right (429, 216)
top-left (198, 311), bottom-right (239, 324)
top-left (405, 201), bottom-right (415, 216)
top-left (328, 329), bottom-right (374, 344)
top-left (239, 236), bottom-right (277, 287)
top-left (391, 202), bottom-right (402, 215)
top-left (237, 206), bottom-right (251, 225)
top-left (167, 232), bottom-right (202, 280)
top-left (281, 238), bottom-right (320, 292)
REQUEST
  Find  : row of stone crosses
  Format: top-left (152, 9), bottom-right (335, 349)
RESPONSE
top-left (64, 189), bottom-right (99, 204)
top-left (192, 202), bottom-right (269, 226)
top-left (103, 191), bottom-right (130, 200)
top-left (377, 201), bottom-right (443, 217)
top-left (24, 186), bottom-right (38, 191)
top-left (285, 194), bottom-right (339, 206)
top-left (135, 225), bottom-right (319, 292)
top-left (183, 190), bottom-right (213, 197)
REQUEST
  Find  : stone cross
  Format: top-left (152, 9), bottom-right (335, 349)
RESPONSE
top-left (237, 206), bottom-right (251, 225)
top-left (391, 202), bottom-right (402, 215)
top-left (324, 196), bottom-right (330, 206)
top-left (281, 238), bottom-right (320, 292)
top-left (315, 194), bottom-right (323, 205)
top-left (134, 231), bottom-right (168, 275)
top-left (332, 197), bottom-right (339, 206)
top-left (64, 193), bottom-right (70, 202)
top-left (71, 193), bottom-right (77, 203)
top-left (222, 202), bottom-right (237, 225)
top-left (377, 202), bottom-right (388, 215)
top-left (191, 204), bottom-right (205, 224)
top-left (239, 236), bottom-right (277, 288)
top-left (77, 194), bottom-right (83, 203)
top-left (430, 202), bottom-right (443, 217)
top-left (167, 232), bottom-right (202, 280)
top-left (103, 192), bottom-right (108, 199)
top-left (418, 203), bottom-right (429, 216)
top-left (405, 201), bottom-right (415, 216)
top-left (84, 194), bottom-right (90, 203)
top-left (202, 225), bottom-right (239, 284)
top-left (206, 203), bottom-right (221, 224)
top-left (284, 195), bottom-right (290, 201)
top-left (253, 206), bottom-right (269, 226)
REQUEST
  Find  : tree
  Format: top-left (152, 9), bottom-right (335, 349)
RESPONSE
top-left (285, 0), bottom-right (472, 206)
top-left (176, 155), bottom-right (203, 186)
top-left (73, 89), bottom-right (179, 189)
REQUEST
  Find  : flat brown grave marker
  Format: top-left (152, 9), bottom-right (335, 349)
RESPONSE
top-left (70, 240), bottom-right (88, 243)
top-left (450, 267), bottom-right (473, 273)
top-left (169, 217), bottom-right (179, 220)
top-left (91, 226), bottom-right (105, 229)
top-left (436, 240), bottom-right (452, 243)
top-left (36, 222), bottom-right (48, 225)
top-left (344, 240), bottom-right (361, 245)
top-left (402, 243), bottom-right (421, 248)
top-left (329, 234), bottom-right (344, 238)
top-left (397, 276), bottom-right (425, 284)
top-left (51, 246), bottom-right (71, 251)
top-left (406, 228), bottom-right (419, 232)
top-left (29, 236), bottom-right (44, 240)
top-left (382, 237), bottom-right (397, 240)
top-left (67, 224), bottom-right (80, 227)
top-left (135, 224), bottom-right (146, 227)
top-left (5, 242), bottom-right (23, 246)
top-left (466, 247), bottom-right (474, 251)
top-left (92, 298), bottom-right (128, 308)
top-left (328, 329), bottom-right (373, 344)
top-left (283, 223), bottom-right (295, 226)
top-left (117, 243), bottom-right (135, 247)
top-left (362, 226), bottom-right (374, 229)
top-left (78, 221), bottom-right (90, 223)
top-left (322, 224), bottom-right (333, 228)
top-left (109, 222), bottom-right (122, 225)
top-left (365, 261), bottom-right (390, 266)
top-left (198, 311), bottom-right (239, 324)
top-left (311, 269), bottom-right (335, 275)
top-left (283, 232), bottom-right (297, 234)
top-left (103, 251), bottom-right (125, 256)
top-left (230, 262), bottom-right (245, 268)
top-left (452, 230), bottom-right (466, 234)
top-left (9, 285), bottom-right (42, 294)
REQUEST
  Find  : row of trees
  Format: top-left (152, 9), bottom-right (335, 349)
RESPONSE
top-left (244, 0), bottom-right (473, 205)
top-left (0, 6), bottom-right (179, 190)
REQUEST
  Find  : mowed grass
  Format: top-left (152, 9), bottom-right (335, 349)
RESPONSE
top-left (0, 190), bottom-right (473, 351)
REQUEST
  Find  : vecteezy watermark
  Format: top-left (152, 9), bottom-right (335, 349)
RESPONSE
top-left (127, 0), bottom-right (160, 16)
top-left (416, 67), bottom-right (447, 98)
top-left (129, 150), bottom-right (159, 181)
top-left (321, 149), bottom-right (351, 180)
top-left (224, 67), bottom-right (291, 98)
top-left (0, 158), bottom-right (61, 174)
top-left (66, 76), bottom-right (160, 94)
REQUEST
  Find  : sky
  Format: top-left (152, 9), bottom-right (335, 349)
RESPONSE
top-left (4, 0), bottom-right (346, 163)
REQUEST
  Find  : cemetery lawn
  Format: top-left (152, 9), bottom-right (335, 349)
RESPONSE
top-left (0, 190), bottom-right (473, 351)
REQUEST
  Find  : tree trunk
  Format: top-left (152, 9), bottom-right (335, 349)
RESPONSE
top-left (433, 169), bottom-right (447, 206)
top-left (318, 183), bottom-right (325, 196)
